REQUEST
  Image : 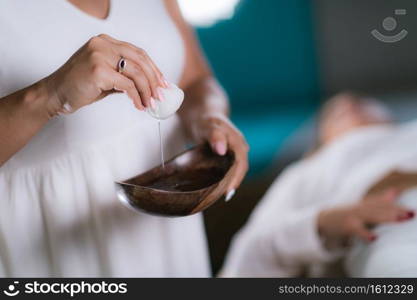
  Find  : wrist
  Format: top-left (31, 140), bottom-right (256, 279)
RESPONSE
top-left (21, 80), bottom-right (56, 123)
top-left (317, 209), bottom-right (340, 239)
top-left (40, 76), bottom-right (68, 118)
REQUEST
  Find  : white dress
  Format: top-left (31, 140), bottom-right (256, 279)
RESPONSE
top-left (0, 0), bottom-right (210, 277)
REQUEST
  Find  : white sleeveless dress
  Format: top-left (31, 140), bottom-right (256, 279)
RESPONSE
top-left (0, 0), bottom-right (210, 277)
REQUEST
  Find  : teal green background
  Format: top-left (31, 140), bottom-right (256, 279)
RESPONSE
top-left (196, 0), bottom-right (321, 174)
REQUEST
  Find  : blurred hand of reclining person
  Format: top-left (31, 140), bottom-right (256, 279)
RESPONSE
top-left (318, 188), bottom-right (415, 245)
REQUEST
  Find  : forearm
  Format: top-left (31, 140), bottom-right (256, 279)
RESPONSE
top-left (178, 76), bottom-right (229, 140)
top-left (0, 80), bottom-right (51, 166)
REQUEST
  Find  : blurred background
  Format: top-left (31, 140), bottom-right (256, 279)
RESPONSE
top-left (178, 0), bottom-right (417, 273)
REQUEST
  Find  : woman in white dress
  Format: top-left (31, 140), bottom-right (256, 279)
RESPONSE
top-left (0, 0), bottom-right (248, 277)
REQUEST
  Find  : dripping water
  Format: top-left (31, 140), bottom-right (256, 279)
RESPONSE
top-left (158, 121), bottom-right (165, 170)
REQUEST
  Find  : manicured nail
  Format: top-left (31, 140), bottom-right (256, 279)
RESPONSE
top-left (157, 88), bottom-right (166, 101)
top-left (163, 77), bottom-right (170, 88)
top-left (214, 142), bottom-right (227, 156)
top-left (225, 189), bottom-right (235, 202)
top-left (150, 98), bottom-right (157, 109)
top-left (402, 211), bottom-right (416, 220)
top-left (62, 102), bottom-right (73, 114)
top-left (398, 211), bottom-right (415, 221)
top-left (137, 104), bottom-right (144, 111)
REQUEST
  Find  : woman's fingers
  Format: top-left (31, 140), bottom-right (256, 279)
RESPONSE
top-left (124, 50), bottom-right (160, 100)
top-left (46, 34), bottom-right (164, 114)
top-left (226, 149), bottom-right (249, 194)
top-left (89, 34), bottom-right (166, 109)
top-left (204, 119), bottom-right (249, 198)
top-left (342, 214), bottom-right (377, 242)
top-left (379, 188), bottom-right (401, 202)
top-left (353, 223), bottom-right (377, 242)
top-left (116, 46), bottom-right (160, 101)
top-left (341, 191), bottom-right (415, 243)
top-left (359, 195), bottom-right (414, 224)
top-left (398, 210), bottom-right (416, 221)
top-left (119, 59), bottom-right (153, 108)
top-left (103, 69), bottom-right (144, 110)
top-left (227, 133), bottom-right (249, 191)
top-left (98, 34), bottom-right (166, 97)
top-left (208, 127), bottom-right (228, 156)
top-left (225, 135), bottom-right (249, 194)
top-left (141, 53), bottom-right (168, 87)
top-left (363, 188), bottom-right (400, 203)
top-left (109, 35), bottom-right (167, 87)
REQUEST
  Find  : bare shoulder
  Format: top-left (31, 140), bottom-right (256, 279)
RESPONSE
top-left (162, 0), bottom-right (186, 26)
top-left (161, 0), bottom-right (211, 88)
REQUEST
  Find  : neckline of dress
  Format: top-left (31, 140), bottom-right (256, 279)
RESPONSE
top-left (60, 0), bottom-right (113, 24)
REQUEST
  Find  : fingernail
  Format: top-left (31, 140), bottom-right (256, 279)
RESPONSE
top-left (225, 189), bottom-right (235, 202)
top-left (137, 104), bottom-right (144, 111)
top-left (157, 88), bottom-right (166, 101)
top-left (398, 211), bottom-right (415, 221)
top-left (215, 142), bottom-right (227, 156)
top-left (163, 77), bottom-right (170, 88)
top-left (150, 98), bottom-right (157, 109)
top-left (368, 235), bottom-right (377, 242)
top-left (62, 102), bottom-right (73, 114)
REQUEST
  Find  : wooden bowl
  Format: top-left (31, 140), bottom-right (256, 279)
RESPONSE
top-left (115, 144), bottom-right (236, 217)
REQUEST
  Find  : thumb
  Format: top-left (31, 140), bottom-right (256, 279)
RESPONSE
top-left (209, 129), bottom-right (228, 156)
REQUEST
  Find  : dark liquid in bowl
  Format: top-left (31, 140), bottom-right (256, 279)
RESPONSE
top-left (144, 168), bottom-right (224, 192)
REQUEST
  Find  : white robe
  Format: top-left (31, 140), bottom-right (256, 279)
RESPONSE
top-left (222, 121), bottom-right (417, 277)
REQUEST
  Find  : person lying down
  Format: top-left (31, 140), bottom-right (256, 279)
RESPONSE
top-left (221, 93), bottom-right (417, 277)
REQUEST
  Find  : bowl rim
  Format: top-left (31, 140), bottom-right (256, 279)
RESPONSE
top-left (115, 144), bottom-right (235, 195)
top-left (115, 180), bottom-right (219, 195)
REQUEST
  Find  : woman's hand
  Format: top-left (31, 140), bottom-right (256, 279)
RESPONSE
top-left (192, 114), bottom-right (249, 200)
top-left (161, 0), bottom-right (249, 200)
top-left (318, 189), bottom-right (415, 243)
top-left (42, 34), bottom-right (167, 117)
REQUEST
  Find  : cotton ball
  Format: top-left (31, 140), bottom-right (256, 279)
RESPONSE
top-left (147, 84), bottom-right (184, 120)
